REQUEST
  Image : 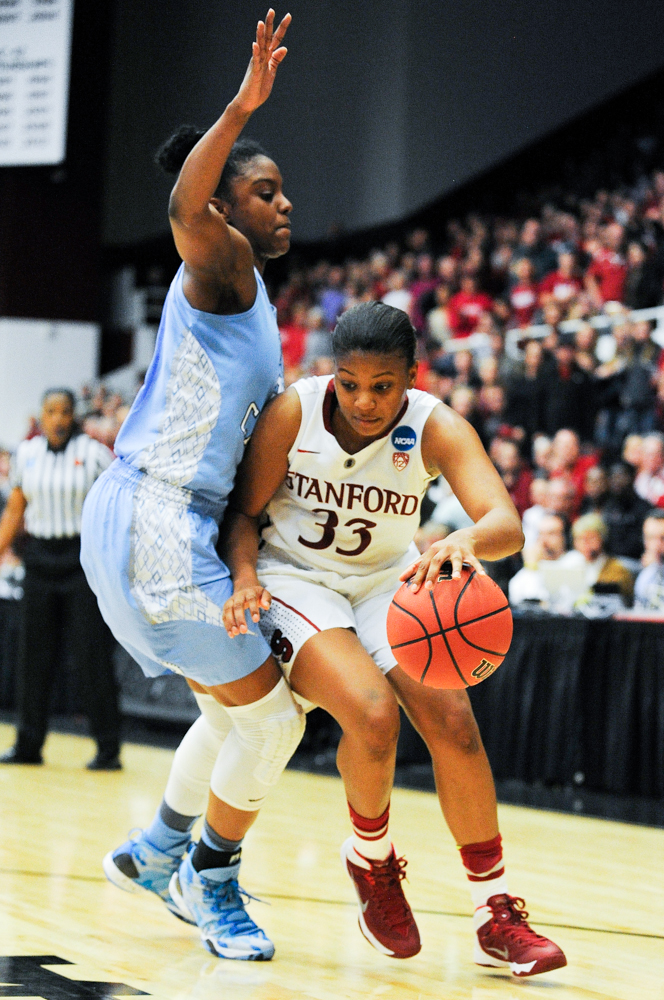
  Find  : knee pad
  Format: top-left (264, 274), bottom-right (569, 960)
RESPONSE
top-left (164, 693), bottom-right (233, 817)
top-left (211, 677), bottom-right (305, 812)
top-left (193, 691), bottom-right (235, 741)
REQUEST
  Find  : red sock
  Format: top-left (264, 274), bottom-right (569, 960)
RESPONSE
top-left (459, 834), bottom-right (509, 908)
top-left (348, 801), bottom-right (392, 861)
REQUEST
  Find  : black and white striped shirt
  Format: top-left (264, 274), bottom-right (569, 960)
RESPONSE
top-left (10, 434), bottom-right (113, 539)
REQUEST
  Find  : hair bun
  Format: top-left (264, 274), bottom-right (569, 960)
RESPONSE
top-left (155, 125), bottom-right (206, 174)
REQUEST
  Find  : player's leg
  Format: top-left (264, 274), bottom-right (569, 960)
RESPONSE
top-left (357, 591), bottom-right (567, 977)
top-left (103, 686), bottom-right (233, 923)
top-left (258, 579), bottom-right (420, 959)
top-left (291, 630), bottom-right (420, 959)
top-left (84, 470), bottom-right (304, 958)
top-left (291, 628), bottom-right (398, 826)
top-left (107, 651), bottom-right (304, 959)
top-left (389, 669), bottom-right (499, 844)
top-left (169, 655), bottom-right (305, 960)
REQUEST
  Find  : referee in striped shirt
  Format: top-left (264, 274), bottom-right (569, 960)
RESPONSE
top-left (0, 389), bottom-right (122, 768)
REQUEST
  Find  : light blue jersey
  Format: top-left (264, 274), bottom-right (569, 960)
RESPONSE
top-left (115, 262), bottom-right (283, 516)
top-left (81, 264), bottom-right (282, 685)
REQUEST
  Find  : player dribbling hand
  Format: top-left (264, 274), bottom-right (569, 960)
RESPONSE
top-left (400, 526), bottom-right (487, 592)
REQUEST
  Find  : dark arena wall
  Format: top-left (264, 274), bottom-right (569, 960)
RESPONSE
top-left (103, 0), bottom-right (664, 245)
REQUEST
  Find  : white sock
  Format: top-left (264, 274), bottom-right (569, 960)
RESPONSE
top-left (469, 873), bottom-right (510, 910)
top-left (348, 802), bottom-right (392, 862)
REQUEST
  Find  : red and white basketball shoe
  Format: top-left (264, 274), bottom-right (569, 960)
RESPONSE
top-left (341, 838), bottom-right (421, 959)
top-left (474, 894), bottom-right (566, 977)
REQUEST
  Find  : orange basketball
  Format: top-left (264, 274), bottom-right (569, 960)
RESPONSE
top-left (386, 564), bottom-right (513, 689)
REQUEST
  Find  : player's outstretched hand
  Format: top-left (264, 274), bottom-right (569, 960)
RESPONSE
top-left (223, 584), bottom-right (272, 637)
top-left (399, 528), bottom-right (486, 592)
top-left (234, 9), bottom-right (291, 115)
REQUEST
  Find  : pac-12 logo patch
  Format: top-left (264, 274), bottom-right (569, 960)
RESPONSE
top-left (392, 425), bottom-right (416, 451)
top-left (393, 452), bottom-right (409, 471)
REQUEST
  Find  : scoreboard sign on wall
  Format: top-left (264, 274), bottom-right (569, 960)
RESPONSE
top-left (0, 0), bottom-right (73, 166)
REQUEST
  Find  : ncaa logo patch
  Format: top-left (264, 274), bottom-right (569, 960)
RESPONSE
top-left (391, 425), bottom-right (417, 451)
top-left (393, 451), bottom-right (409, 471)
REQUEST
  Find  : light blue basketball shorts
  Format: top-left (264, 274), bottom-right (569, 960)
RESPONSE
top-left (80, 459), bottom-right (270, 686)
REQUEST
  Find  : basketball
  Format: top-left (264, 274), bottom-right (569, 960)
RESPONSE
top-left (386, 563), bottom-right (513, 689)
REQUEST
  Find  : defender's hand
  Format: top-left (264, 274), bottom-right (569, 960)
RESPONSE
top-left (234, 9), bottom-right (291, 115)
top-left (223, 585), bottom-right (272, 637)
top-left (399, 529), bottom-right (486, 592)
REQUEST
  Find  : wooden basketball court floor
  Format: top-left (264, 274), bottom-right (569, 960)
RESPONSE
top-left (0, 722), bottom-right (662, 1000)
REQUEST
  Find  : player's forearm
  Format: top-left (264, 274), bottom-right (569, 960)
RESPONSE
top-left (222, 509), bottom-right (262, 589)
top-left (169, 101), bottom-right (251, 224)
top-left (456, 507), bottom-right (524, 562)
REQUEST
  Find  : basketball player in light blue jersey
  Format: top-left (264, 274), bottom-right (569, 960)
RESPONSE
top-left (81, 10), bottom-right (301, 961)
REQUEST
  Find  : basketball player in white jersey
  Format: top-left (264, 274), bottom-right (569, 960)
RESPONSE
top-left (215, 301), bottom-right (566, 976)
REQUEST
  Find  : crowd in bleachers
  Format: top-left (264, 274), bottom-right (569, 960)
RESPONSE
top-left (271, 169), bottom-right (664, 611)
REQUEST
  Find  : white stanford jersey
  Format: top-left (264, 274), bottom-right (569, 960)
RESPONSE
top-left (261, 376), bottom-right (440, 579)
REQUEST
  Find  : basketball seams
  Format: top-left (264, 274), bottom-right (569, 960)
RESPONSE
top-left (390, 601), bottom-right (511, 649)
top-left (455, 602), bottom-right (511, 629)
top-left (427, 589), bottom-right (467, 686)
top-left (390, 598), bottom-right (427, 634)
top-left (452, 569), bottom-right (510, 657)
top-left (453, 621), bottom-right (510, 657)
top-left (452, 568), bottom-right (476, 632)
top-left (390, 599), bottom-right (433, 682)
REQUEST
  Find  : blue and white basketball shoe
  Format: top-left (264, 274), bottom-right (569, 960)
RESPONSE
top-left (103, 829), bottom-right (195, 924)
top-left (168, 846), bottom-right (274, 960)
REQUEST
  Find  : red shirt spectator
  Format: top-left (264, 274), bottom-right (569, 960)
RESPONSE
top-left (585, 223), bottom-right (627, 304)
top-left (509, 466), bottom-right (534, 518)
top-left (509, 258), bottom-right (538, 327)
top-left (279, 303), bottom-right (308, 369)
top-left (585, 250), bottom-right (627, 303)
top-left (538, 267), bottom-right (582, 306)
top-left (493, 439), bottom-right (533, 517)
top-left (414, 357), bottom-right (431, 391)
top-left (509, 283), bottom-right (538, 327)
top-left (549, 428), bottom-right (598, 517)
top-left (448, 275), bottom-right (493, 338)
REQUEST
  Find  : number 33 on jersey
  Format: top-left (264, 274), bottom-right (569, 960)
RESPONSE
top-left (260, 375), bottom-right (440, 577)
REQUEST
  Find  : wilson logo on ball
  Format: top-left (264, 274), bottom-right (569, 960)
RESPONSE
top-left (471, 658), bottom-right (498, 680)
top-left (393, 451), bottom-right (409, 471)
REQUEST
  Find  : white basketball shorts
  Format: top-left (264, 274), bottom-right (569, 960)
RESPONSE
top-left (256, 560), bottom-right (400, 709)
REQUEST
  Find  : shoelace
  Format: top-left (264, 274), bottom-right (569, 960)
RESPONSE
top-left (364, 855), bottom-right (413, 931)
top-left (489, 895), bottom-right (548, 942)
top-left (203, 879), bottom-right (267, 936)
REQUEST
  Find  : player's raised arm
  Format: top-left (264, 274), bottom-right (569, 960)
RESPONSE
top-left (168, 9), bottom-right (291, 276)
top-left (403, 404), bottom-right (524, 590)
top-left (221, 387), bottom-right (301, 635)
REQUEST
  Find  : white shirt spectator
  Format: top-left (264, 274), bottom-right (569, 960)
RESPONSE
top-left (382, 287), bottom-right (412, 315)
top-left (427, 477), bottom-right (473, 532)
top-left (634, 561), bottom-right (664, 610)
top-left (521, 503), bottom-right (547, 552)
top-left (558, 548), bottom-right (607, 589)
top-left (634, 471), bottom-right (664, 505)
top-left (508, 564), bottom-right (552, 605)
